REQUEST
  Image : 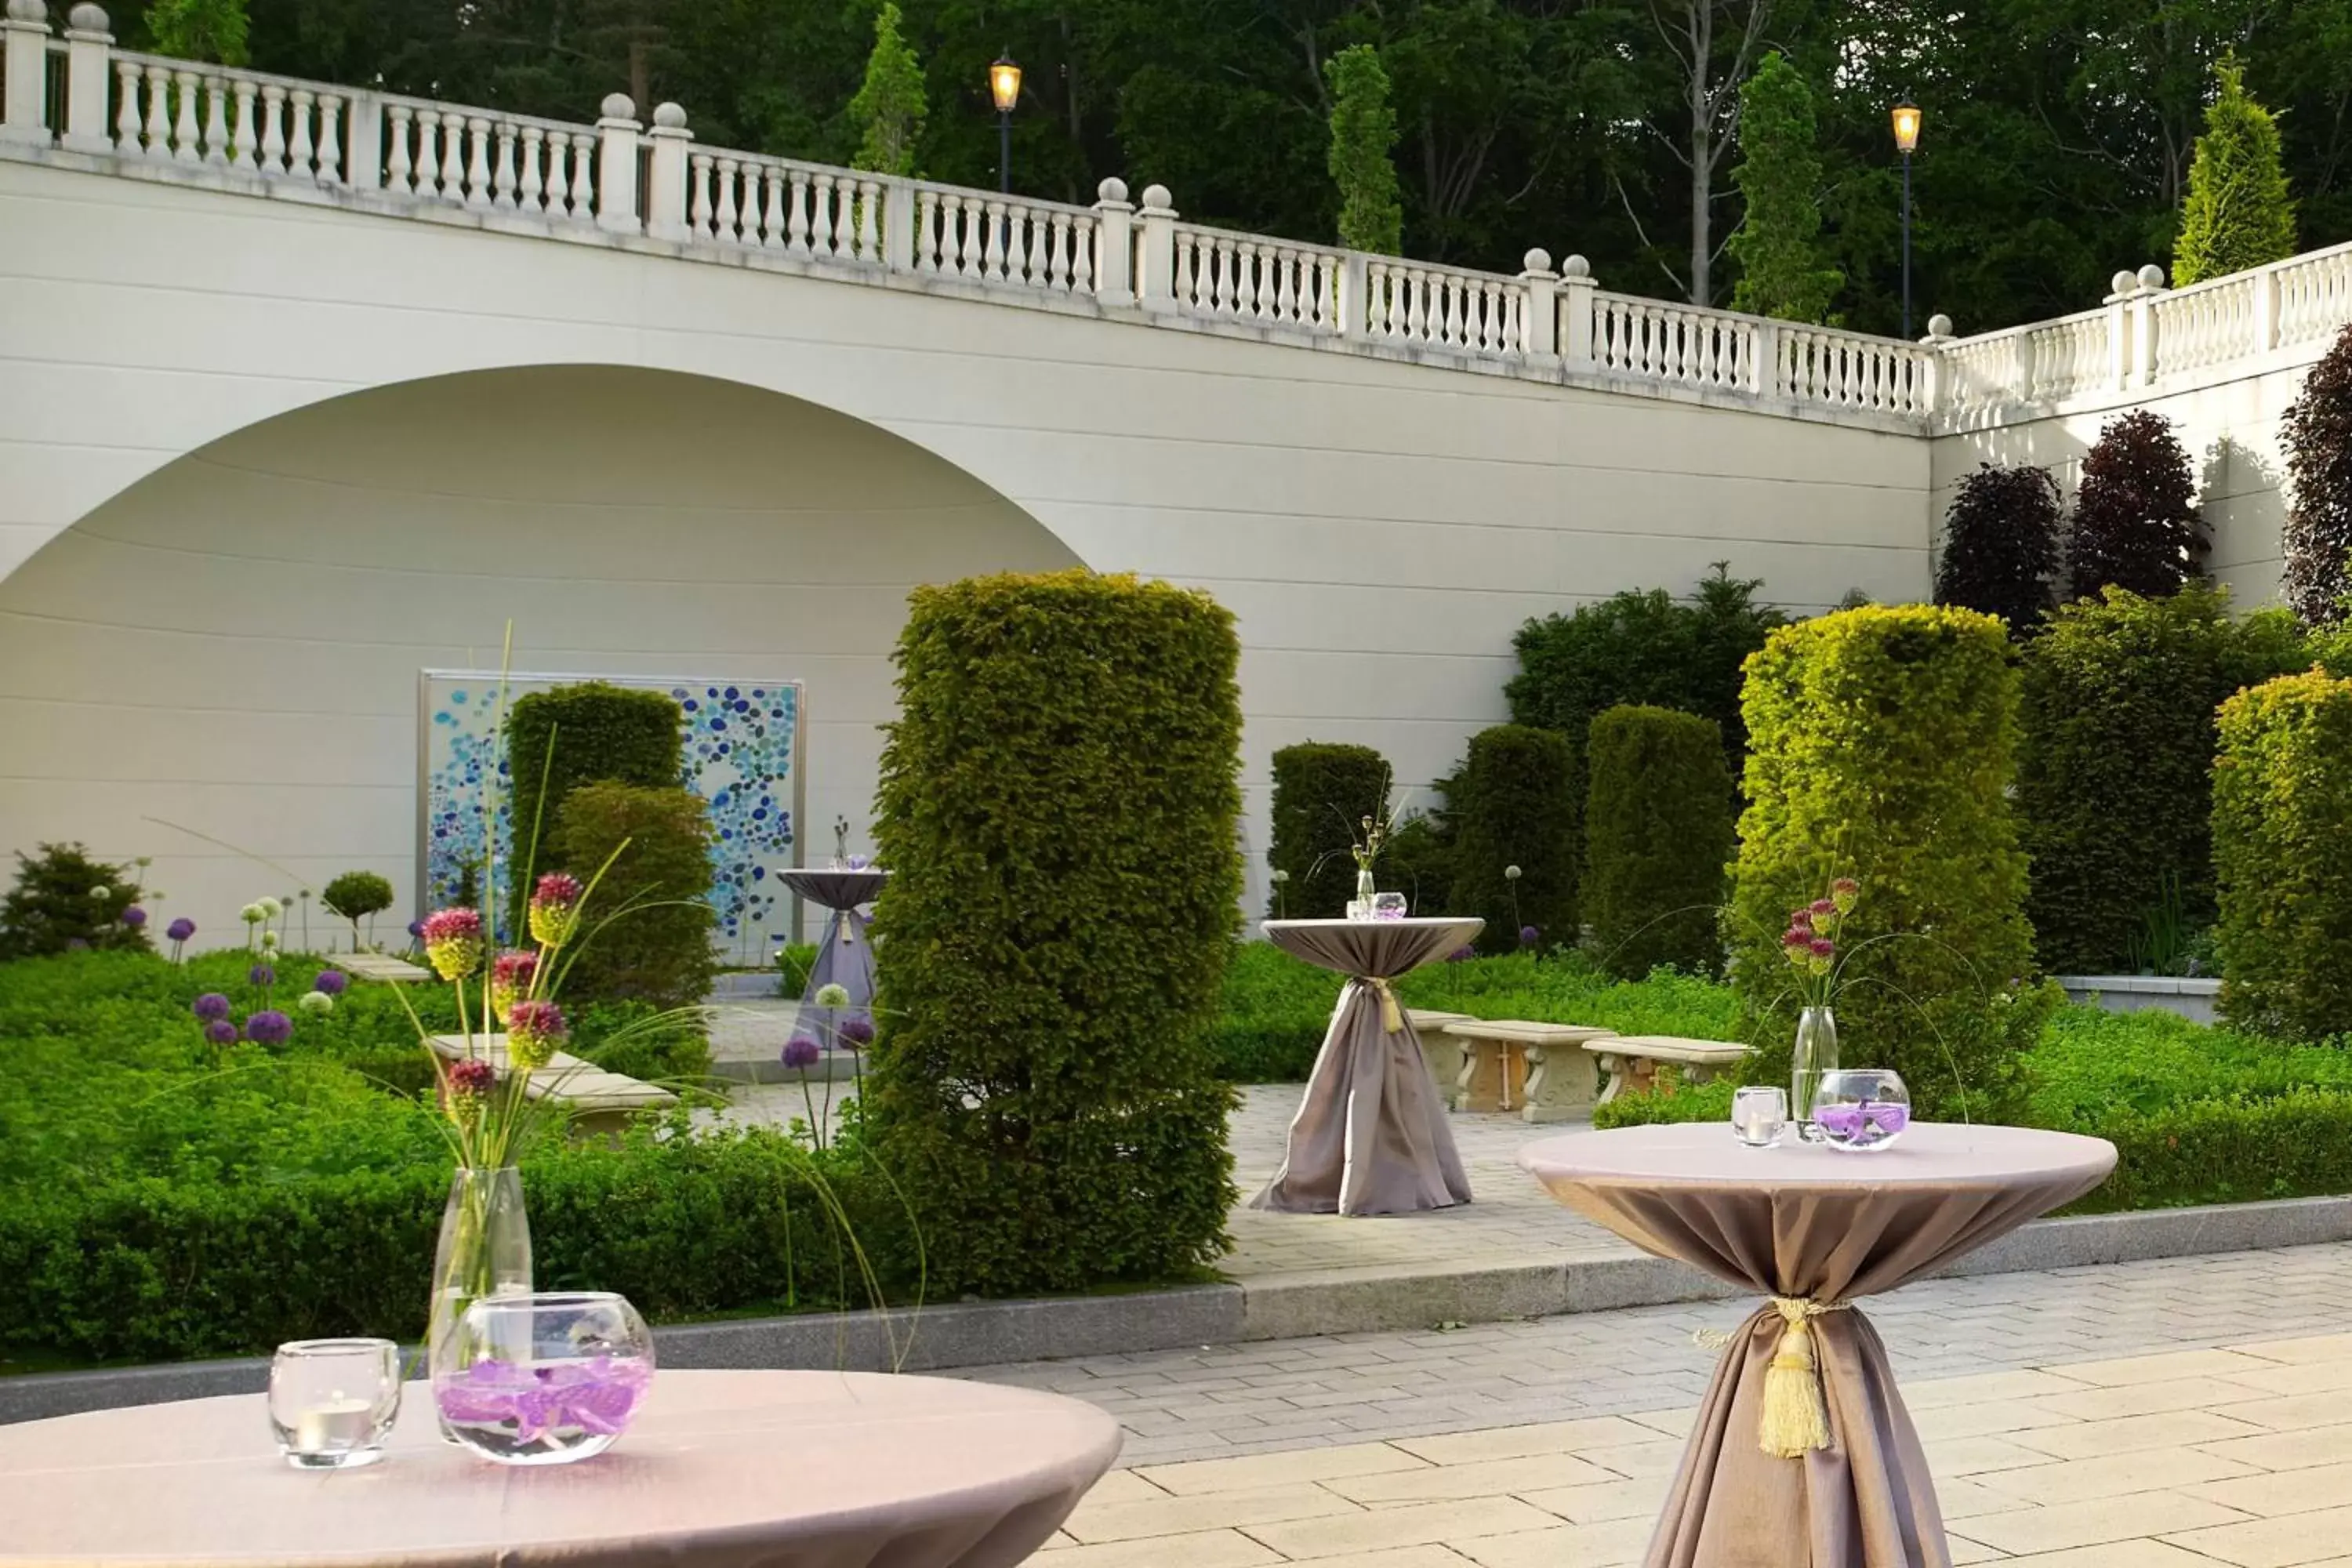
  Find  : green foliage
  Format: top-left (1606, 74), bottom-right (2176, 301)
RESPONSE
top-left (2214, 669), bottom-right (2352, 1039)
top-left (1730, 606), bottom-right (2052, 1123)
top-left (1323, 45), bottom-right (1403, 256)
top-left (1266, 742), bottom-right (1392, 919)
top-left (2019, 586), bottom-right (2307, 974)
top-left (1582, 706), bottom-right (1734, 979)
top-left (567, 1000), bottom-right (713, 1084)
top-left (1451, 725), bottom-right (1577, 954)
top-left (1506, 565), bottom-right (1786, 779)
top-left (550, 782), bottom-right (717, 1013)
top-left (0, 844), bottom-right (151, 961)
top-left (320, 870), bottom-right (396, 949)
top-left (1726, 53), bottom-right (1841, 324)
top-left (2281, 326), bottom-right (2352, 625)
top-left (848, 2), bottom-right (926, 177)
top-left (504, 683), bottom-right (684, 928)
top-left (1934, 465), bottom-right (2063, 634)
top-left (2066, 411), bottom-right (2207, 602)
top-left (1382, 811), bottom-right (1457, 916)
top-left (867, 570), bottom-right (1243, 1297)
top-left (2173, 56), bottom-right (2296, 287)
top-left (1592, 1073), bottom-right (1736, 1129)
top-left (145, 0), bottom-right (250, 65)
top-left (774, 942), bottom-right (821, 998)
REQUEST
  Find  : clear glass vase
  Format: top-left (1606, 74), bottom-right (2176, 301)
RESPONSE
top-left (1791, 1006), bottom-right (1839, 1142)
top-left (429, 1167), bottom-right (532, 1437)
top-left (1352, 864), bottom-right (1377, 920)
top-left (435, 1291), bottom-right (655, 1466)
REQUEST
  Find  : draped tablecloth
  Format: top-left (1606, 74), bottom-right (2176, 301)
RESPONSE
top-left (1251, 916), bottom-right (1483, 1216)
top-left (1521, 1123), bottom-right (2116, 1568)
top-left (0, 1368), bottom-right (1120, 1568)
top-left (780, 866), bottom-right (889, 1048)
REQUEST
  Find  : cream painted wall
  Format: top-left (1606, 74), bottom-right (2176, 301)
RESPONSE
top-left (0, 156), bottom-right (1936, 936)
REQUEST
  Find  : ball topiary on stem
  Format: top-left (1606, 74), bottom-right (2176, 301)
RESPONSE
top-left (320, 870), bottom-right (396, 953)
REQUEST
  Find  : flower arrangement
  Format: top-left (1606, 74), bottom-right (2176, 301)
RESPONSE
top-left (1777, 876), bottom-right (1861, 1011)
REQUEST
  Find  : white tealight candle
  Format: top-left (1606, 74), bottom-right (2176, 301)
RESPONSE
top-left (294, 1396), bottom-right (378, 1453)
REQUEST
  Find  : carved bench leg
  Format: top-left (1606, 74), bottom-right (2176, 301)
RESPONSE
top-left (1592, 1051), bottom-right (1629, 1105)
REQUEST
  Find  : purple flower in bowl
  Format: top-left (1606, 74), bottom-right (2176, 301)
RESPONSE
top-left (314, 970), bottom-right (348, 996)
top-left (244, 1010), bottom-right (293, 1046)
top-left (192, 993), bottom-right (231, 1022)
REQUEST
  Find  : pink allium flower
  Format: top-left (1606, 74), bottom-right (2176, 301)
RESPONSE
top-left (505, 999), bottom-right (567, 1070)
top-left (1829, 877), bottom-right (1860, 913)
top-left (1780, 927), bottom-right (1812, 949)
top-left (1809, 898), bottom-right (1838, 920)
top-left (528, 873), bottom-right (584, 946)
top-left (1808, 937), bottom-right (1835, 960)
top-left (445, 1057), bottom-right (498, 1123)
top-left (421, 907), bottom-right (485, 982)
top-left (488, 949), bottom-right (538, 1024)
top-left (1789, 906), bottom-right (1813, 931)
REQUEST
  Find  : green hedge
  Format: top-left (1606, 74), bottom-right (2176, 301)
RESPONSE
top-left (869, 571), bottom-right (1243, 1297)
top-left (1730, 605), bottom-right (2051, 1122)
top-left (1267, 742), bottom-right (1390, 918)
top-left (506, 683), bottom-right (684, 929)
top-left (2018, 586), bottom-right (2307, 974)
top-left (551, 782), bottom-right (717, 1013)
top-left (2215, 669), bottom-right (2352, 1039)
top-left (1583, 705), bottom-right (1734, 978)
top-left (1451, 724), bottom-right (1577, 953)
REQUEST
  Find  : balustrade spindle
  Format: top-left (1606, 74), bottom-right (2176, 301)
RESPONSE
top-left (459, 117), bottom-right (488, 206)
top-left (858, 180), bottom-right (880, 260)
top-left (437, 118), bottom-right (463, 201)
top-left (715, 158), bottom-right (740, 242)
top-left (316, 93), bottom-right (343, 182)
top-left (566, 131), bottom-right (593, 217)
top-left (518, 125), bottom-right (543, 212)
top-left (259, 84), bottom-right (286, 173)
top-left (384, 103), bottom-right (412, 193)
top-left (138, 64), bottom-right (167, 157)
top-left (490, 122), bottom-right (517, 209)
top-left (412, 110), bottom-right (442, 196)
top-left (812, 173), bottom-right (839, 258)
top-left (688, 154), bottom-right (712, 238)
top-left (757, 169), bottom-right (782, 247)
top-left (288, 90), bottom-right (317, 179)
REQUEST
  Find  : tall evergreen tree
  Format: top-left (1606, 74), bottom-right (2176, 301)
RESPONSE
top-left (2067, 410), bottom-right (2208, 601)
top-left (2174, 56), bottom-right (2297, 286)
top-left (1324, 45), bottom-right (1403, 256)
top-left (2281, 325), bottom-right (2352, 623)
top-left (1936, 464), bottom-right (2063, 633)
top-left (1726, 52), bottom-right (1841, 323)
top-left (848, 2), bottom-right (926, 179)
top-left (145, 0), bottom-right (250, 65)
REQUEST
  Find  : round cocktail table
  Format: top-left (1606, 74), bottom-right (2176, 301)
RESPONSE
top-left (1522, 1122), bottom-right (2116, 1568)
top-left (0, 1368), bottom-right (1121, 1568)
top-left (780, 866), bottom-right (889, 1047)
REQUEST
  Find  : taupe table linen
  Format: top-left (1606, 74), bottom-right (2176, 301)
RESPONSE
top-left (1251, 917), bottom-right (1482, 1215)
top-left (1522, 1123), bottom-right (2116, 1568)
top-left (0, 1368), bottom-right (1121, 1568)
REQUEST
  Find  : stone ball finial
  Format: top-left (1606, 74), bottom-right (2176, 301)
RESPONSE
top-left (1560, 253), bottom-right (1592, 279)
top-left (1096, 176), bottom-right (1129, 205)
top-left (2111, 270), bottom-right (2137, 296)
top-left (600, 92), bottom-right (636, 121)
top-left (1141, 183), bottom-right (1173, 212)
top-left (68, 2), bottom-right (107, 30)
top-left (2138, 263), bottom-right (2168, 289)
top-left (1928, 313), bottom-right (1954, 338)
top-left (652, 101), bottom-right (688, 129)
top-left (6, 1), bottom-right (49, 23)
top-left (1523, 247), bottom-right (1553, 275)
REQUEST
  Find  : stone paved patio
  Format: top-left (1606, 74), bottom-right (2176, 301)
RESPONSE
top-left (982, 1243), bottom-right (2352, 1568)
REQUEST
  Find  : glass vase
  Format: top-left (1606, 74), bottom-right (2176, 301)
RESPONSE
top-left (1791, 1006), bottom-right (1838, 1143)
top-left (429, 1167), bottom-right (532, 1437)
top-left (1352, 864), bottom-right (1377, 920)
top-left (435, 1291), bottom-right (654, 1466)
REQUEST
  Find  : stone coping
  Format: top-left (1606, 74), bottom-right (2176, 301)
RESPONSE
top-left (2057, 975), bottom-right (2223, 997)
top-left (1442, 1020), bottom-right (1619, 1045)
top-left (1592, 1036), bottom-right (1748, 1064)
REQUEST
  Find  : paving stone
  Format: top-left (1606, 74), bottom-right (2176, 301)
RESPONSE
top-left (2197, 1425), bottom-right (2352, 1472)
top-left (1032, 1529), bottom-right (1287, 1568)
top-left (1243, 1498), bottom-right (1562, 1560)
top-left (1387, 1417), bottom-right (1667, 1465)
top-left (2205, 1392), bottom-right (2352, 1433)
top-left (1141, 1443), bottom-right (1432, 1497)
top-left (1444, 1519), bottom-right (1656, 1568)
top-left (1904, 1370), bottom-right (2096, 1410)
top-left (2056, 1350), bottom-right (2285, 1388)
top-left (1320, 1453), bottom-right (1622, 1505)
top-left (2162, 1504), bottom-right (2352, 1568)
top-left (1976, 1450), bottom-right (2262, 1507)
top-left (1956, 1495), bottom-right (2252, 1556)
top-left (1514, 1477), bottom-right (1670, 1526)
top-left (1064, 1486), bottom-right (1366, 1544)
top-left (2233, 1335), bottom-right (2352, 1365)
top-left (2187, 1464), bottom-right (2352, 1519)
top-left (1988, 1544), bottom-right (2215, 1568)
top-left (2016, 1411), bottom-right (2269, 1461)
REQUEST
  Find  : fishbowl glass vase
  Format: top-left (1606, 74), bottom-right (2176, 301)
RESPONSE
top-left (1790, 1006), bottom-right (1839, 1143)
top-left (429, 1166), bottom-right (533, 1437)
top-left (434, 1292), bottom-right (656, 1466)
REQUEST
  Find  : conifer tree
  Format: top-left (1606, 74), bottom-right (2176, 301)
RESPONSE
top-left (2173, 56), bottom-right (2296, 286)
top-left (1726, 53), bottom-right (1841, 323)
top-left (849, 2), bottom-right (927, 178)
top-left (145, 0), bottom-right (249, 66)
top-left (1324, 45), bottom-right (1403, 256)
top-left (2281, 325), bottom-right (2352, 623)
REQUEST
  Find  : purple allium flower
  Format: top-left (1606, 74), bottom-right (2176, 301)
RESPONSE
top-left (166, 917), bottom-right (196, 942)
top-left (122, 906), bottom-right (148, 928)
top-left (782, 1035), bottom-right (822, 1069)
top-left (1446, 945), bottom-right (1477, 963)
top-left (446, 1057), bottom-right (498, 1099)
top-left (314, 969), bottom-right (347, 996)
top-left (249, 964), bottom-right (275, 989)
top-left (193, 993), bottom-right (231, 1021)
top-left (244, 1009), bottom-right (293, 1046)
top-left (1519, 924), bottom-right (1541, 947)
top-left (202, 1018), bottom-right (237, 1046)
top-left (837, 1017), bottom-right (876, 1049)
top-left (408, 919), bottom-right (425, 938)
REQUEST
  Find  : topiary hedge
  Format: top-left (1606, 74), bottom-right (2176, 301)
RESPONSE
top-left (550, 782), bottom-right (717, 1013)
top-left (2065, 410), bottom-right (2206, 603)
top-left (1933, 463), bottom-right (2062, 635)
top-left (867, 570), bottom-right (1243, 1298)
top-left (2214, 669), bottom-right (2352, 1039)
top-left (506, 683), bottom-right (684, 932)
top-left (1450, 724), bottom-right (1577, 953)
top-left (1583, 705), bottom-right (1734, 978)
top-left (1266, 742), bottom-right (1391, 918)
top-left (2019, 586), bottom-right (2307, 974)
top-left (1729, 605), bottom-right (2053, 1122)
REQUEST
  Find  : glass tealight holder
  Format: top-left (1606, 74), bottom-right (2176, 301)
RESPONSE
top-left (269, 1338), bottom-right (401, 1469)
top-left (1731, 1084), bottom-right (1788, 1148)
top-left (1810, 1068), bottom-right (1912, 1152)
top-left (1370, 892), bottom-right (1409, 921)
top-left (434, 1291), bottom-right (655, 1467)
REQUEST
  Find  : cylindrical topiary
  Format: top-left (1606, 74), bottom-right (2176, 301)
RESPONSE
top-left (2065, 410), bottom-right (2206, 603)
top-left (2214, 669), bottom-right (2352, 1039)
top-left (2018, 586), bottom-right (2307, 975)
top-left (506, 683), bottom-right (684, 935)
top-left (1729, 605), bottom-right (2051, 1122)
top-left (866, 569), bottom-right (1243, 1298)
top-left (1450, 723), bottom-right (1577, 953)
top-left (1933, 463), bottom-right (2062, 634)
top-left (1583, 705), bottom-right (1735, 978)
top-left (548, 782), bottom-right (717, 1014)
top-left (1266, 742), bottom-right (1392, 918)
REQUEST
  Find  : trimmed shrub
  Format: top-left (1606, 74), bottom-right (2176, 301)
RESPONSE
top-left (0, 844), bottom-right (152, 960)
top-left (1934, 464), bottom-right (2063, 633)
top-left (2281, 325), bottom-right (2352, 625)
top-left (2214, 670), bottom-right (2352, 1039)
top-left (1583, 706), bottom-right (1734, 978)
top-left (2172, 56), bottom-right (2296, 288)
top-left (1324, 44), bottom-right (1403, 256)
top-left (549, 782), bottom-right (717, 1013)
top-left (2019, 586), bottom-right (2307, 974)
top-left (320, 870), bottom-right (396, 950)
top-left (1726, 53), bottom-right (1842, 324)
top-left (1451, 724), bottom-right (1577, 953)
top-left (506, 683), bottom-right (684, 931)
top-left (2066, 410), bottom-right (2206, 602)
top-left (1267, 742), bottom-right (1391, 918)
top-left (1729, 606), bottom-right (2052, 1122)
top-left (867, 570), bottom-right (1243, 1298)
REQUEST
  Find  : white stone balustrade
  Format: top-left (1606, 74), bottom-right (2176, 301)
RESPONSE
top-left (5, 2), bottom-right (2347, 436)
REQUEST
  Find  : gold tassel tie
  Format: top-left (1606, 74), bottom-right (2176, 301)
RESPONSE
top-left (1365, 976), bottom-right (1405, 1033)
top-left (1756, 1297), bottom-right (1846, 1460)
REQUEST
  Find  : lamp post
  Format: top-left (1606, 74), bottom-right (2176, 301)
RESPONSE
top-left (989, 55), bottom-right (1022, 194)
top-left (1891, 99), bottom-right (1922, 337)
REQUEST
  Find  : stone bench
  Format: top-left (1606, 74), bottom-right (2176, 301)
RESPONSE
top-left (427, 1033), bottom-right (677, 1139)
top-left (339, 952), bottom-right (433, 983)
top-left (1439, 1020), bottom-right (1617, 1122)
top-left (1402, 1008), bottom-right (1476, 1095)
top-left (1583, 1035), bottom-right (1749, 1105)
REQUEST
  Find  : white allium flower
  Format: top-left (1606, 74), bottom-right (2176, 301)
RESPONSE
top-left (257, 896), bottom-right (284, 917)
top-left (1504, 865), bottom-right (1523, 881)
top-left (88, 884), bottom-right (111, 900)
top-left (297, 990), bottom-right (334, 1015)
top-left (241, 903), bottom-right (266, 924)
top-left (261, 930), bottom-right (281, 949)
